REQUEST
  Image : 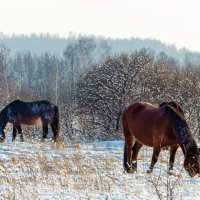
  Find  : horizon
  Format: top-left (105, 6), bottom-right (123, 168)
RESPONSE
top-left (0, 31), bottom-right (196, 53)
top-left (0, 0), bottom-right (200, 52)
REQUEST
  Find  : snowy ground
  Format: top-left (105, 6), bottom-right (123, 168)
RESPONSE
top-left (0, 135), bottom-right (200, 200)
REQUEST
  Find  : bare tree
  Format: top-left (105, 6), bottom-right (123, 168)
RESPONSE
top-left (75, 50), bottom-right (152, 140)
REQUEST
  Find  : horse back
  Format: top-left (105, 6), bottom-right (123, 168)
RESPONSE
top-left (5, 100), bottom-right (56, 125)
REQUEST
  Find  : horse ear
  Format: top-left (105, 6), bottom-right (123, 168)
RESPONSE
top-left (159, 102), bottom-right (167, 107)
top-left (169, 101), bottom-right (178, 109)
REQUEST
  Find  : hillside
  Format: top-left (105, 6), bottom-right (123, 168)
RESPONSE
top-left (0, 33), bottom-right (199, 63)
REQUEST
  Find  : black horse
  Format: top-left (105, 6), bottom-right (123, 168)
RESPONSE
top-left (0, 100), bottom-right (59, 142)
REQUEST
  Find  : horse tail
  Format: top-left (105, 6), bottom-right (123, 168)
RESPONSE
top-left (122, 109), bottom-right (134, 172)
top-left (51, 105), bottom-right (60, 141)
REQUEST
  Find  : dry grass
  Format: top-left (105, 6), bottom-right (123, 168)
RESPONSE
top-left (0, 139), bottom-right (120, 199)
top-left (0, 138), bottom-right (199, 199)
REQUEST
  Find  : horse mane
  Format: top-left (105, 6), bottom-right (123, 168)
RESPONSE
top-left (9, 100), bottom-right (21, 105)
top-left (163, 105), bottom-right (197, 152)
top-left (159, 101), bottom-right (184, 117)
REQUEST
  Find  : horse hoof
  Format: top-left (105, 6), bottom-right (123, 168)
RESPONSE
top-left (168, 170), bottom-right (172, 175)
top-left (0, 137), bottom-right (4, 143)
top-left (127, 169), bottom-right (133, 173)
top-left (53, 138), bottom-right (59, 142)
top-left (147, 168), bottom-right (153, 173)
top-left (132, 167), bottom-right (137, 172)
top-left (127, 168), bottom-right (137, 173)
top-left (41, 138), bottom-right (49, 142)
top-left (124, 168), bottom-right (133, 173)
top-left (168, 170), bottom-right (175, 176)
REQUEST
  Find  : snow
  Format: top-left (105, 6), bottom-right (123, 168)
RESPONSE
top-left (0, 136), bottom-right (200, 199)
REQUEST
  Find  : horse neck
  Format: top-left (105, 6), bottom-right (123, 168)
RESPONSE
top-left (180, 140), bottom-right (198, 156)
top-left (0, 108), bottom-right (8, 129)
top-left (177, 123), bottom-right (197, 156)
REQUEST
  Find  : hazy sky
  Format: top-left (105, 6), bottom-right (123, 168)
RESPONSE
top-left (0, 0), bottom-right (200, 51)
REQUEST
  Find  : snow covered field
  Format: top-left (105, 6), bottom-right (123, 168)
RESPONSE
top-left (0, 135), bottom-right (200, 200)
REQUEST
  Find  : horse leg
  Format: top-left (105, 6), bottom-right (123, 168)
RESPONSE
top-left (42, 123), bottom-right (48, 140)
top-left (50, 121), bottom-right (59, 142)
top-left (12, 125), bottom-right (18, 142)
top-left (50, 105), bottom-right (59, 142)
top-left (122, 113), bottom-right (134, 173)
top-left (16, 125), bottom-right (24, 142)
top-left (147, 147), bottom-right (161, 173)
top-left (123, 133), bottom-right (134, 173)
top-left (123, 144), bottom-right (128, 170)
top-left (168, 146), bottom-right (178, 174)
top-left (132, 141), bottom-right (143, 172)
top-left (124, 141), bottom-right (133, 172)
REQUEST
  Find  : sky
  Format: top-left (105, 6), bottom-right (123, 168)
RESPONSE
top-left (0, 0), bottom-right (200, 51)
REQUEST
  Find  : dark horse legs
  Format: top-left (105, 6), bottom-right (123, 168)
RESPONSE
top-left (147, 147), bottom-right (161, 173)
top-left (50, 122), bottom-right (59, 141)
top-left (42, 111), bottom-right (59, 142)
top-left (125, 141), bottom-right (178, 173)
top-left (132, 141), bottom-right (143, 172)
top-left (124, 142), bottom-right (133, 172)
top-left (12, 126), bottom-right (17, 142)
top-left (124, 140), bottom-right (143, 172)
top-left (42, 124), bottom-right (48, 139)
top-left (147, 146), bottom-right (161, 173)
top-left (169, 146), bottom-right (178, 172)
top-left (12, 122), bottom-right (58, 142)
top-left (12, 124), bottom-right (24, 142)
top-left (147, 146), bottom-right (179, 173)
top-left (123, 121), bottom-right (134, 172)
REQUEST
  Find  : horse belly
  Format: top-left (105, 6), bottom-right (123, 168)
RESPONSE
top-left (134, 128), bottom-right (177, 147)
top-left (20, 117), bottom-right (42, 125)
top-left (130, 118), bottom-right (155, 147)
top-left (134, 130), bottom-right (154, 147)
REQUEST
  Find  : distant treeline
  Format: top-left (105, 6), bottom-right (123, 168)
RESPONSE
top-left (1, 32), bottom-right (200, 64)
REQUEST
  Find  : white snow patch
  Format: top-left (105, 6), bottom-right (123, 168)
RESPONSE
top-left (0, 136), bottom-right (199, 199)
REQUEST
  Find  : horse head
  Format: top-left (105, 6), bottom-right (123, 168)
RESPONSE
top-left (184, 147), bottom-right (200, 177)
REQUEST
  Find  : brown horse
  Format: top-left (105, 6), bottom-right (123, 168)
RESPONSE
top-left (122, 102), bottom-right (200, 177)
